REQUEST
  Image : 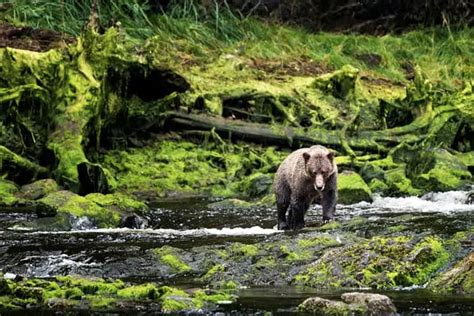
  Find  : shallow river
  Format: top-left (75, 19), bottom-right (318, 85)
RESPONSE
top-left (1, 191), bottom-right (473, 315)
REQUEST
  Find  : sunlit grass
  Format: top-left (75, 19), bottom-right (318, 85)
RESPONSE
top-left (2, 0), bottom-right (472, 84)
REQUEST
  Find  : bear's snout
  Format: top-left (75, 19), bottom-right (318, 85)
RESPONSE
top-left (315, 174), bottom-right (325, 191)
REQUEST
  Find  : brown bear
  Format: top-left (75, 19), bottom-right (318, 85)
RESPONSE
top-left (273, 145), bottom-right (337, 230)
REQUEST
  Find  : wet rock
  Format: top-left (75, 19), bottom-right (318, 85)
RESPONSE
top-left (35, 191), bottom-right (149, 228)
top-left (428, 252), bottom-right (474, 294)
top-left (466, 192), bottom-right (474, 204)
top-left (338, 171), bottom-right (373, 204)
top-left (207, 198), bottom-right (252, 209)
top-left (299, 292), bottom-right (396, 315)
top-left (341, 292), bottom-right (396, 315)
top-left (0, 200), bottom-right (57, 217)
top-left (298, 297), bottom-right (353, 314)
top-left (17, 179), bottom-right (60, 200)
top-left (120, 213), bottom-right (148, 229)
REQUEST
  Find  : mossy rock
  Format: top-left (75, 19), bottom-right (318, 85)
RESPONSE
top-left (294, 235), bottom-right (450, 289)
top-left (369, 178), bottom-right (389, 193)
top-left (384, 166), bottom-right (421, 196)
top-left (0, 179), bottom-right (20, 205)
top-left (338, 171), bottom-right (372, 204)
top-left (408, 149), bottom-right (472, 192)
top-left (428, 252), bottom-right (474, 294)
top-left (17, 179), bottom-right (60, 200)
top-left (39, 190), bottom-right (122, 228)
top-left (85, 193), bottom-right (147, 214)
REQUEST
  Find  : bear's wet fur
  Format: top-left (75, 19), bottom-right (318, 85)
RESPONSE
top-left (273, 145), bottom-right (337, 230)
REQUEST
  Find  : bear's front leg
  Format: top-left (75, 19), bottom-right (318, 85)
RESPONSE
top-left (287, 196), bottom-right (310, 230)
top-left (321, 188), bottom-right (337, 222)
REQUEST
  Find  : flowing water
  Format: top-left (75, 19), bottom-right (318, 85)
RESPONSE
top-left (1, 191), bottom-right (473, 315)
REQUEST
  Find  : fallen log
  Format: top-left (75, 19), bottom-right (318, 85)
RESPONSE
top-left (163, 111), bottom-right (389, 152)
top-left (0, 145), bottom-right (48, 184)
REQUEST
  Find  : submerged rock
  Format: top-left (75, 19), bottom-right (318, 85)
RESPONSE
top-left (298, 292), bottom-right (396, 315)
top-left (341, 292), bottom-right (397, 314)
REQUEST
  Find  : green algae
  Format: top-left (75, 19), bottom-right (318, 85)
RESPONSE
top-left (154, 246), bottom-right (192, 273)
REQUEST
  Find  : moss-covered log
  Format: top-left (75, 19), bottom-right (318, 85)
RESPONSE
top-left (0, 145), bottom-right (48, 184)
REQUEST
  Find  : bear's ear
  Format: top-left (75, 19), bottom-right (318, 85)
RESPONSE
top-left (303, 152), bottom-right (310, 163)
top-left (327, 151), bottom-right (335, 161)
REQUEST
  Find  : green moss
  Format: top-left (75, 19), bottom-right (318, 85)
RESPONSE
top-left (154, 246), bottom-right (192, 273)
top-left (200, 264), bottom-right (225, 281)
top-left (86, 296), bottom-right (117, 309)
top-left (192, 289), bottom-right (234, 308)
top-left (337, 171), bottom-right (372, 204)
top-left (231, 243), bottom-right (259, 257)
top-left (17, 179), bottom-right (60, 200)
top-left (388, 225), bottom-right (407, 233)
top-left (56, 276), bottom-right (123, 295)
top-left (369, 178), bottom-right (389, 193)
top-left (158, 286), bottom-right (195, 312)
top-left (117, 283), bottom-right (159, 300)
top-left (429, 253), bottom-right (474, 294)
top-left (318, 221), bottom-right (342, 231)
top-left (411, 149), bottom-right (471, 192)
top-left (298, 235), bottom-right (340, 249)
top-left (295, 235), bottom-right (451, 289)
top-left (85, 192), bottom-right (147, 214)
top-left (384, 166), bottom-right (421, 196)
top-left (0, 179), bottom-right (19, 205)
top-left (280, 245), bottom-right (311, 263)
top-left (39, 191), bottom-right (122, 227)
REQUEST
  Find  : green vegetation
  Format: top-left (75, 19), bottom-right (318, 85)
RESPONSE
top-left (3, 1), bottom-right (472, 85)
top-left (0, 275), bottom-right (236, 312)
top-left (294, 235), bottom-right (451, 289)
top-left (153, 246), bottom-right (192, 273)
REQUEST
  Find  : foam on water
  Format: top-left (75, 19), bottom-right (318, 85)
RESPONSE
top-left (25, 226), bottom-right (281, 237)
top-left (351, 190), bottom-right (473, 213)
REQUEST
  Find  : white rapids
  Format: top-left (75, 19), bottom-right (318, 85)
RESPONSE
top-left (342, 190), bottom-right (474, 214)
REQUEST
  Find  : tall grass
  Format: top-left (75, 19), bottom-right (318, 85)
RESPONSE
top-left (2, 0), bottom-right (472, 83)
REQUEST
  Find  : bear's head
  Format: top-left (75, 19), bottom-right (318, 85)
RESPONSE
top-left (302, 147), bottom-right (336, 192)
